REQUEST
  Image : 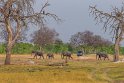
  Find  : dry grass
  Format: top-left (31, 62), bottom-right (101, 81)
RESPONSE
top-left (0, 54), bottom-right (124, 83)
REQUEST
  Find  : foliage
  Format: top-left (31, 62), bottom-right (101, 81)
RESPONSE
top-left (0, 42), bottom-right (123, 54)
top-left (0, 43), bottom-right (6, 54)
top-left (43, 43), bottom-right (68, 53)
top-left (12, 43), bottom-right (34, 54)
top-left (120, 47), bottom-right (124, 55)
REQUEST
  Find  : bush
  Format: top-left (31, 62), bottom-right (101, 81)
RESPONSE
top-left (0, 42), bottom-right (123, 55)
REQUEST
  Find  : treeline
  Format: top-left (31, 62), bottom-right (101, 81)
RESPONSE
top-left (0, 28), bottom-right (124, 55)
top-left (0, 42), bottom-right (69, 54)
top-left (0, 42), bottom-right (124, 55)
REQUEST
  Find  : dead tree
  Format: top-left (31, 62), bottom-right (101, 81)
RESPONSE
top-left (89, 4), bottom-right (124, 62)
top-left (0, 0), bottom-right (60, 65)
top-left (31, 26), bottom-right (59, 49)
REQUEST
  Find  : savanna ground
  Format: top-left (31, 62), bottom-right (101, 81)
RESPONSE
top-left (0, 54), bottom-right (124, 83)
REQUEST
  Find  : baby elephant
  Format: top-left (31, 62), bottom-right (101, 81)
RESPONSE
top-left (46, 53), bottom-right (54, 59)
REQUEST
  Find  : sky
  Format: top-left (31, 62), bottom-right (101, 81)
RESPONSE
top-left (33, 0), bottom-right (124, 46)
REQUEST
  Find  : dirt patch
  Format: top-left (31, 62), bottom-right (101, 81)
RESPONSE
top-left (0, 54), bottom-right (114, 65)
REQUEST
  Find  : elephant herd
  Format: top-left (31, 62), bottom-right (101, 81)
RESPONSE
top-left (31, 51), bottom-right (54, 59)
top-left (31, 50), bottom-right (109, 60)
top-left (31, 51), bottom-right (73, 60)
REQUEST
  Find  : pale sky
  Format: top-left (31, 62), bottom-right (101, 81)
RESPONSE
top-left (33, 0), bottom-right (124, 46)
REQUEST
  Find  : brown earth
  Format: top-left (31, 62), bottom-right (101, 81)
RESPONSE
top-left (0, 54), bottom-right (122, 65)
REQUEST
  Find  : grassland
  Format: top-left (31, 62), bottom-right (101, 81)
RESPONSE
top-left (0, 54), bottom-right (124, 83)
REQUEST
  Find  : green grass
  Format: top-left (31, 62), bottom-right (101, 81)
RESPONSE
top-left (0, 54), bottom-right (124, 83)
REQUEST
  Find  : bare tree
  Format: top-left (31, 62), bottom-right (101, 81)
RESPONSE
top-left (70, 30), bottom-right (111, 47)
top-left (89, 4), bottom-right (124, 61)
top-left (54, 38), bottom-right (63, 45)
top-left (70, 30), bottom-right (113, 53)
top-left (70, 32), bottom-right (84, 47)
top-left (92, 35), bottom-right (113, 48)
top-left (31, 26), bottom-right (59, 48)
top-left (0, 0), bottom-right (60, 65)
top-left (0, 26), bottom-right (28, 42)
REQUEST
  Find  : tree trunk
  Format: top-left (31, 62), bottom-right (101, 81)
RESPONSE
top-left (4, 18), bottom-right (13, 65)
top-left (113, 28), bottom-right (123, 62)
top-left (114, 34), bottom-right (121, 62)
top-left (5, 45), bottom-right (12, 65)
